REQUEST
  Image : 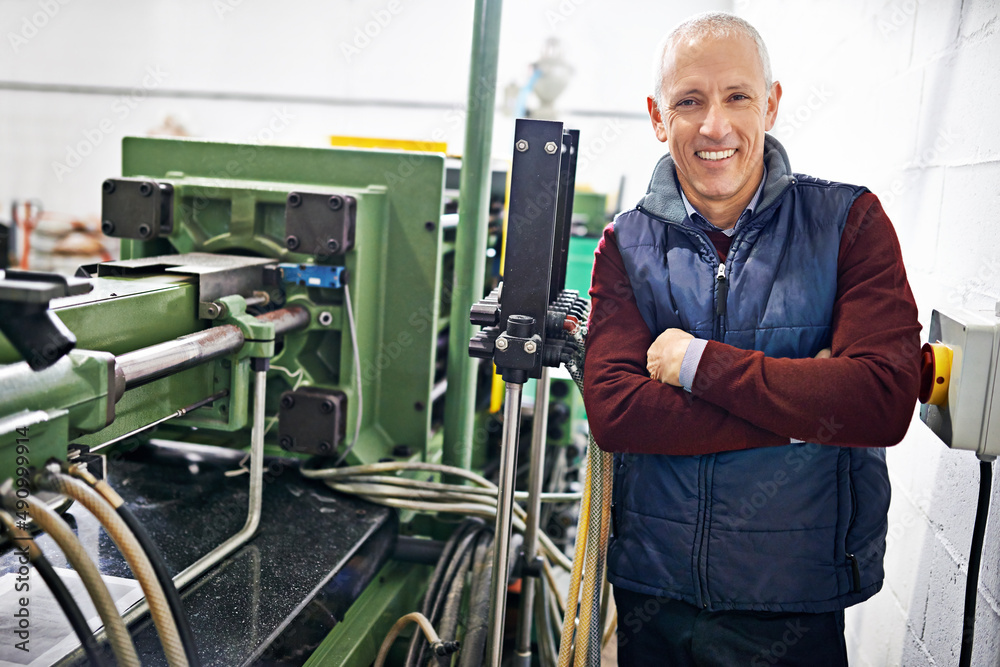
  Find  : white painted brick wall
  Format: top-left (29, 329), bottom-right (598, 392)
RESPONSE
top-left (741, 1), bottom-right (1000, 664)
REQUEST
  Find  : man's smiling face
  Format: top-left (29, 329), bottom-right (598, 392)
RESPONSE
top-left (648, 32), bottom-right (781, 225)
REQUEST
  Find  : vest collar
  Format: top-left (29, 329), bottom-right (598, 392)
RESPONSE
top-left (638, 134), bottom-right (795, 224)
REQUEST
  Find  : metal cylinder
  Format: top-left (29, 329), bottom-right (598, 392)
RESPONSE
top-left (486, 381), bottom-right (523, 667)
top-left (114, 306), bottom-right (310, 399)
top-left (514, 367), bottom-right (552, 664)
top-left (115, 325), bottom-right (244, 397)
top-left (256, 305), bottom-right (310, 336)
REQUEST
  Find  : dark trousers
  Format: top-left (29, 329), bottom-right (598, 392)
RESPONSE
top-left (614, 587), bottom-right (849, 667)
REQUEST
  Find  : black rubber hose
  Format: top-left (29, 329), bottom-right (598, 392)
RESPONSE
top-left (115, 503), bottom-right (201, 667)
top-left (959, 459), bottom-right (993, 667)
top-left (34, 553), bottom-right (110, 666)
top-left (405, 519), bottom-right (483, 666)
top-left (415, 526), bottom-right (484, 666)
top-left (458, 533), bottom-right (495, 667)
top-left (434, 531), bottom-right (483, 667)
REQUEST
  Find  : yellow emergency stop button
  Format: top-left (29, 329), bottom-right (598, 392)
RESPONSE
top-left (919, 342), bottom-right (952, 405)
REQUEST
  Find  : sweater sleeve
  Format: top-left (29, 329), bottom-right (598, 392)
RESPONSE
top-left (583, 221), bottom-right (788, 455)
top-left (691, 193), bottom-right (922, 446)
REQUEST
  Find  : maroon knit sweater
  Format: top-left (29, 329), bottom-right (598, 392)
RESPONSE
top-left (583, 192), bottom-right (922, 456)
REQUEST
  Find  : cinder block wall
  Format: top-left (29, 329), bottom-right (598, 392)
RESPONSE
top-left (738, 1), bottom-right (1000, 664)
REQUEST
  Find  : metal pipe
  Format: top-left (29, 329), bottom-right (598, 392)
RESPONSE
top-left (115, 325), bottom-right (244, 396)
top-left (114, 306), bottom-right (309, 399)
top-left (114, 365), bottom-right (268, 632)
top-left (255, 305), bottom-right (310, 336)
top-left (514, 368), bottom-right (551, 666)
top-left (486, 381), bottom-right (523, 666)
top-left (443, 0), bottom-right (504, 475)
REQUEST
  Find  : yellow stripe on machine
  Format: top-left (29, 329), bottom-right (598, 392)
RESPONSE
top-left (329, 136), bottom-right (448, 153)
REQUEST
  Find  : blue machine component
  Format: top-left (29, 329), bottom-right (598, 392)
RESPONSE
top-left (279, 263), bottom-right (347, 289)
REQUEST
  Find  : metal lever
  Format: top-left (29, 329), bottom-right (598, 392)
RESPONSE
top-left (0, 269), bottom-right (92, 370)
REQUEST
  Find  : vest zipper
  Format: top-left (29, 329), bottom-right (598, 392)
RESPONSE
top-left (714, 262), bottom-right (728, 341)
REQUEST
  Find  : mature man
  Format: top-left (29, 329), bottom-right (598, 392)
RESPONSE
top-left (583, 12), bottom-right (921, 666)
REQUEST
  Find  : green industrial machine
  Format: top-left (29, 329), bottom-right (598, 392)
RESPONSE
top-left (1, 137), bottom-right (452, 480)
top-left (0, 137), bottom-right (477, 666)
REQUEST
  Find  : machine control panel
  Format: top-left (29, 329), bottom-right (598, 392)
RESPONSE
top-left (919, 305), bottom-right (1000, 459)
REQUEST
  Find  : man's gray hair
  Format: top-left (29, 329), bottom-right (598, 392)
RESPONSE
top-left (652, 12), bottom-right (773, 108)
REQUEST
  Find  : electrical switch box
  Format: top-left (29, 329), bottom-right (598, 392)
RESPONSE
top-left (919, 306), bottom-right (1000, 459)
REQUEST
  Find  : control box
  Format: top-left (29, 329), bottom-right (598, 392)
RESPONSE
top-left (919, 305), bottom-right (1000, 459)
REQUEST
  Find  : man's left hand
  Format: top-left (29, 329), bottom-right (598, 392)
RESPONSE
top-left (647, 328), bottom-right (695, 386)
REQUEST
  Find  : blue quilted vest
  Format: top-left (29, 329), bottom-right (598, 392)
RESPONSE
top-left (607, 135), bottom-right (890, 613)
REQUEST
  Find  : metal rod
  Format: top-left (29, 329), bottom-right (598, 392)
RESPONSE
top-left (486, 381), bottom-right (523, 667)
top-left (172, 365), bottom-right (267, 589)
top-left (514, 368), bottom-right (551, 666)
top-left (95, 390), bottom-right (230, 450)
top-left (83, 366), bottom-right (268, 652)
top-left (114, 306), bottom-right (309, 398)
top-left (443, 0), bottom-right (504, 476)
top-left (255, 305), bottom-right (310, 336)
top-left (116, 325), bottom-right (244, 395)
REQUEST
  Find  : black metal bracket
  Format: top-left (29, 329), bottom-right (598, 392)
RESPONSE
top-left (278, 387), bottom-right (348, 456)
top-left (101, 178), bottom-right (174, 240)
top-left (284, 192), bottom-right (357, 258)
top-left (468, 119), bottom-right (585, 384)
top-left (0, 269), bottom-right (92, 370)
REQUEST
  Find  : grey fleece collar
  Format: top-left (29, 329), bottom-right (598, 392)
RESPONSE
top-left (637, 133), bottom-right (795, 223)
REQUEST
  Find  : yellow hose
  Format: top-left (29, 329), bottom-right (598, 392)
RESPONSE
top-left (557, 449), bottom-right (593, 666)
top-left (4, 490), bottom-right (141, 667)
top-left (39, 472), bottom-right (189, 667)
top-left (575, 446), bottom-right (611, 667)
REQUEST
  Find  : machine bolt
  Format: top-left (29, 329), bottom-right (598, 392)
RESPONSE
top-left (544, 141), bottom-right (558, 154)
top-left (137, 224), bottom-right (151, 238)
top-left (320, 399), bottom-right (335, 414)
top-left (317, 311), bottom-right (333, 326)
top-left (414, 401), bottom-right (425, 412)
top-left (326, 238), bottom-right (340, 252)
top-left (328, 195), bottom-right (344, 211)
top-left (101, 220), bottom-right (115, 235)
top-left (279, 436), bottom-right (294, 450)
top-left (139, 182), bottom-right (154, 197)
top-left (524, 340), bottom-right (537, 354)
top-left (205, 304), bottom-right (219, 318)
top-left (515, 139), bottom-right (529, 152)
top-left (102, 180), bottom-right (116, 194)
top-left (424, 221), bottom-right (435, 232)
top-left (495, 336), bottom-right (509, 351)
top-left (288, 192), bottom-right (302, 207)
top-left (319, 441), bottom-right (332, 453)
top-left (281, 394), bottom-right (296, 409)
top-left (286, 235), bottom-right (300, 250)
